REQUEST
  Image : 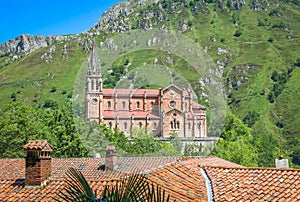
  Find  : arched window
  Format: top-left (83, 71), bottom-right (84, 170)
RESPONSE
top-left (96, 81), bottom-right (99, 90)
top-left (137, 101), bottom-right (140, 109)
top-left (122, 101), bottom-right (126, 109)
top-left (107, 101), bottom-right (111, 109)
top-left (91, 80), bottom-right (95, 90)
top-left (188, 123), bottom-right (191, 130)
top-left (177, 121), bottom-right (180, 129)
top-left (170, 121), bottom-right (173, 129)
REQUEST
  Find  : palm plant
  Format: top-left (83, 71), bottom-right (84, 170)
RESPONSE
top-left (55, 168), bottom-right (172, 202)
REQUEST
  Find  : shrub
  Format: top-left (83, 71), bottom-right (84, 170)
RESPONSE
top-left (43, 100), bottom-right (58, 109)
top-left (268, 92), bottom-right (275, 103)
top-left (50, 87), bottom-right (57, 93)
top-left (234, 29), bottom-right (242, 37)
top-left (295, 58), bottom-right (300, 67)
top-left (10, 93), bottom-right (16, 99)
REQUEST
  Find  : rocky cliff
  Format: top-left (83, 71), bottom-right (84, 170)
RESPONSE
top-left (0, 34), bottom-right (70, 57)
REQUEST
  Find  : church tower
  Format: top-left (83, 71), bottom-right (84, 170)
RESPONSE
top-left (86, 43), bottom-right (103, 122)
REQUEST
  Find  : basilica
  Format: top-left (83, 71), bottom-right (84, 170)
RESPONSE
top-left (86, 46), bottom-right (206, 138)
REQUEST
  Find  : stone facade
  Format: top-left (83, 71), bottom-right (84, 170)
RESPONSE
top-left (86, 46), bottom-right (206, 138)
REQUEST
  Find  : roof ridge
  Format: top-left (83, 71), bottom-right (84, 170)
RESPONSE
top-left (203, 165), bottom-right (300, 171)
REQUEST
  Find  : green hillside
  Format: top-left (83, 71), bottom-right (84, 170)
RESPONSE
top-left (0, 38), bottom-right (88, 107)
top-left (0, 0), bottom-right (299, 166)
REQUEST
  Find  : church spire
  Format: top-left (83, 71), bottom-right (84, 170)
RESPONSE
top-left (86, 42), bottom-right (102, 93)
top-left (88, 42), bottom-right (101, 77)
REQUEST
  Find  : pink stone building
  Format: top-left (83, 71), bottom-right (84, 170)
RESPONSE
top-left (86, 46), bottom-right (206, 138)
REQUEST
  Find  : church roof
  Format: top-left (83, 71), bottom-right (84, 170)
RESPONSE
top-left (102, 89), bottom-right (159, 96)
top-left (192, 101), bottom-right (206, 109)
top-left (103, 110), bottom-right (160, 118)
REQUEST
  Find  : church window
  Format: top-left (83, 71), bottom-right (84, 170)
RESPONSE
top-left (96, 81), bottom-right (99, 90)
top-left (170, 90), bottom-right (174, 99)
top-left (170, 121), bottom-right (173, 129)
top-left (91, 80), bottom-right (95, 90)
top-left (177, 121), bottom-right (180, 129)
top-left (122, 101), bottom-right (126, 109)
top-left (92, 98), bottom-right (98, 105)
top-left (170, 101), bottom-right (176, 108)
top-left (107, 101), bottom-right (111, 109)
top-left (150, 102), bottom-right (154, 110)
top-left (137, 101), bottom-right (140, 109)
top-left (124, 122), bottom-right (127, 130)
top-left (153, 122), bottom-right (157, 130)
top-left (188, 123), bottom-right (191, 129)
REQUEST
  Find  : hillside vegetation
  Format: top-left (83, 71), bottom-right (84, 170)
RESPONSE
top-left (0, 0), bottom-right (299, 166)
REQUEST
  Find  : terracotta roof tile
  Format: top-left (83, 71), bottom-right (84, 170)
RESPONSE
top-left (2, 156), bottom-right (299, 201)
top-left (0, 156), bottom-right (236, 201)
top-left (205, 166), bottom-right (300, 201)
top-left (23, 140), bottom-right (53, 151)
top-left (103, 110), bottom-right (160, 118)
top-left (103, 89), bottom-right (160, 96)
top-left (192, 101), bottom-right (205, 109)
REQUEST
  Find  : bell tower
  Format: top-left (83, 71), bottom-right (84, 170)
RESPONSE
top-left (86, 43), bottom-right (103, 122)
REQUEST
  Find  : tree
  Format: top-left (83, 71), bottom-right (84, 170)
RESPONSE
top-left (128, 128), bottom-right (163, 156)
top-left (0, 102), bottom-right (89, 158)
top-left (44, 104), bottom-right (89, 157)
top-left (0, 103), bottom-right (49, 157)
top-left (253, 133), bottom-right (281, 167)
top-left (243, 111), bottom-right (260, 127)
top-left (212, 113), bottom-right (258, 166)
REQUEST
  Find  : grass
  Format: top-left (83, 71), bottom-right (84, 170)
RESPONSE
top-left (0, 38), bottom-right (88, 107)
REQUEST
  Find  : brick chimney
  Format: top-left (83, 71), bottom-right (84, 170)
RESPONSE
top-left (105, 145), bottom-right (117, 171)
top-left (24, 140), bottom-right (53, 187)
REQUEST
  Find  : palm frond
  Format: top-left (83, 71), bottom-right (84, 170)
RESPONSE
top-left (55, 167), bottom-right (98, 202)
top-left (55, 168), bottom-right (173, 202)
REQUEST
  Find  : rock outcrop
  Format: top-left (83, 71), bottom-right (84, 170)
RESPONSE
top-left (0, 34), bottom-right (67, 56)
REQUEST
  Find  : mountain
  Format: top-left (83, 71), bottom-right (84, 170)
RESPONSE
top-left (0, 0), bottom-right (299, 166)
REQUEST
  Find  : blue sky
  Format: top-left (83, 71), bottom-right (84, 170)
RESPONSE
top-left (0, 0), bottom-right (121, 44)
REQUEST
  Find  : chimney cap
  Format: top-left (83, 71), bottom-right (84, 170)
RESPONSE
top-left (106, 145), bottom-right (116, 151)
top-left (24, 140), bottom-right (53, 151)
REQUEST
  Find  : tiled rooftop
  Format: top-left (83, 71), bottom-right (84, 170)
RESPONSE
top-left (102, 89), bottom-right (160, 96)
top-left (1, 156), bottom-right (300, 201)
top-left (102, 110), bottom-right (160, 118)
top-left (206, 166), bottom-right (300, 202)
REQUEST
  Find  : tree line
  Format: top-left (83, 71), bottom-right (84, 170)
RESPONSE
top-left (0, 101), bottom-right (296, 168)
